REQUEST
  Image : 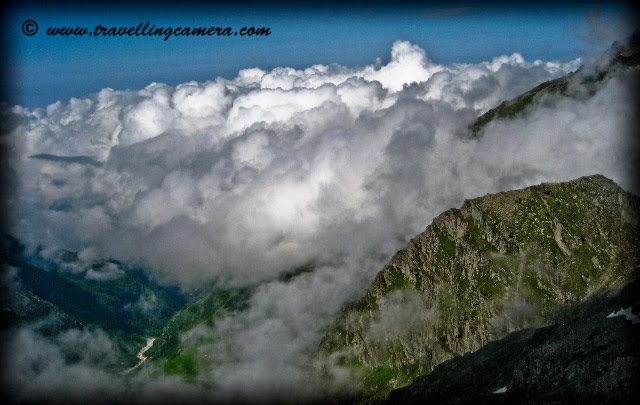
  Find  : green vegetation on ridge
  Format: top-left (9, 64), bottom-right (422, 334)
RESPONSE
top-left (469, 34), bottom-right (639, 136)
top-left (319, 175), bottom-right (640, 399)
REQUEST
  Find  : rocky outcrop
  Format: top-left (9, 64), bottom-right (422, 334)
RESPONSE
top-left (318, 175), bottom-right (640, 396)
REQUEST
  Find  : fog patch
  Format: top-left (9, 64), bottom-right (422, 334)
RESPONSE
top-left (367, 290), bottom-right (439, 343)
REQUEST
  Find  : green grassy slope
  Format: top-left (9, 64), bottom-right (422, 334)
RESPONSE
top-left (318, 175), bottom-right (640, 399)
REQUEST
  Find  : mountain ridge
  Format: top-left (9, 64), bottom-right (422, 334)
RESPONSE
top-left (469, 32), bottom-right (640, 135)
top-left (318, 174), bottom-right (640, 399)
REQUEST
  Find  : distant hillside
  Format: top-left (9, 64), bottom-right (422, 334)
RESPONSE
top-left (318, 175), bottom-right (640, 399)
top-left (145, 264), bottom-right (314, 379)
top-left (1, 235), bottom-right (187, 362)
top-left (470, 32), bottom-right (640, 136)
top-left (145, 287), bottom-right (252, 380)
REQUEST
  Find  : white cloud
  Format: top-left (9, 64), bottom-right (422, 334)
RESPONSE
top-left (8, 40), bottom-right (632, 288)
top-left (360, 40), bottom-right (443, 92)
top-left (3, 38), bottom-right (636, 399)
top-left (2, 328), bottom-right (126, 402)
top-left (1, 326), bottom-right (214, 403)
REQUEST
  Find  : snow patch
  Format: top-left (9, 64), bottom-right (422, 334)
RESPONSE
top-left (606, 307), bottom-right (640, 324)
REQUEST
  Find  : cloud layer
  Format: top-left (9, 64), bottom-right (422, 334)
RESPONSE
top-left (7, 41), bottom-right (596, 287)
top-left (3, 39), bottom-right (638, 401)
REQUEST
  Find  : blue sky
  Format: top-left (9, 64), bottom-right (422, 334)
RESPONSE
top-left (4, 3), bottom-right (631, 108)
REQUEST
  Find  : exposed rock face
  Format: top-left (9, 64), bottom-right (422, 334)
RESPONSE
top-left (318, 175), bottom-right (640, 396)
top-left (385, 269), bottom-right (640, 404)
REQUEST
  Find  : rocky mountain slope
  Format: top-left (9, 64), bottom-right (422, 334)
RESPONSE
top-left (470, 32), bottom-right (640, 135)
top-left (385, 268), bottom-right (640, 404)
top-left (318, 175), bottom-right (640, 398)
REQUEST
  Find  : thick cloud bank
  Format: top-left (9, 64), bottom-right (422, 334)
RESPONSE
top-left (3, 39), bottom-right (637, 401)
top-left (7, 41), bottom-right (601, 287)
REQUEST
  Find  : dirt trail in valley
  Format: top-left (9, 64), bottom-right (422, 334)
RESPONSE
top-left (122, 337), bottom-right (155, 375)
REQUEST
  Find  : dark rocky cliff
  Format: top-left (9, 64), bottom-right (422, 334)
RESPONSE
top-left (385, 268), bottom-right (640, 404)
